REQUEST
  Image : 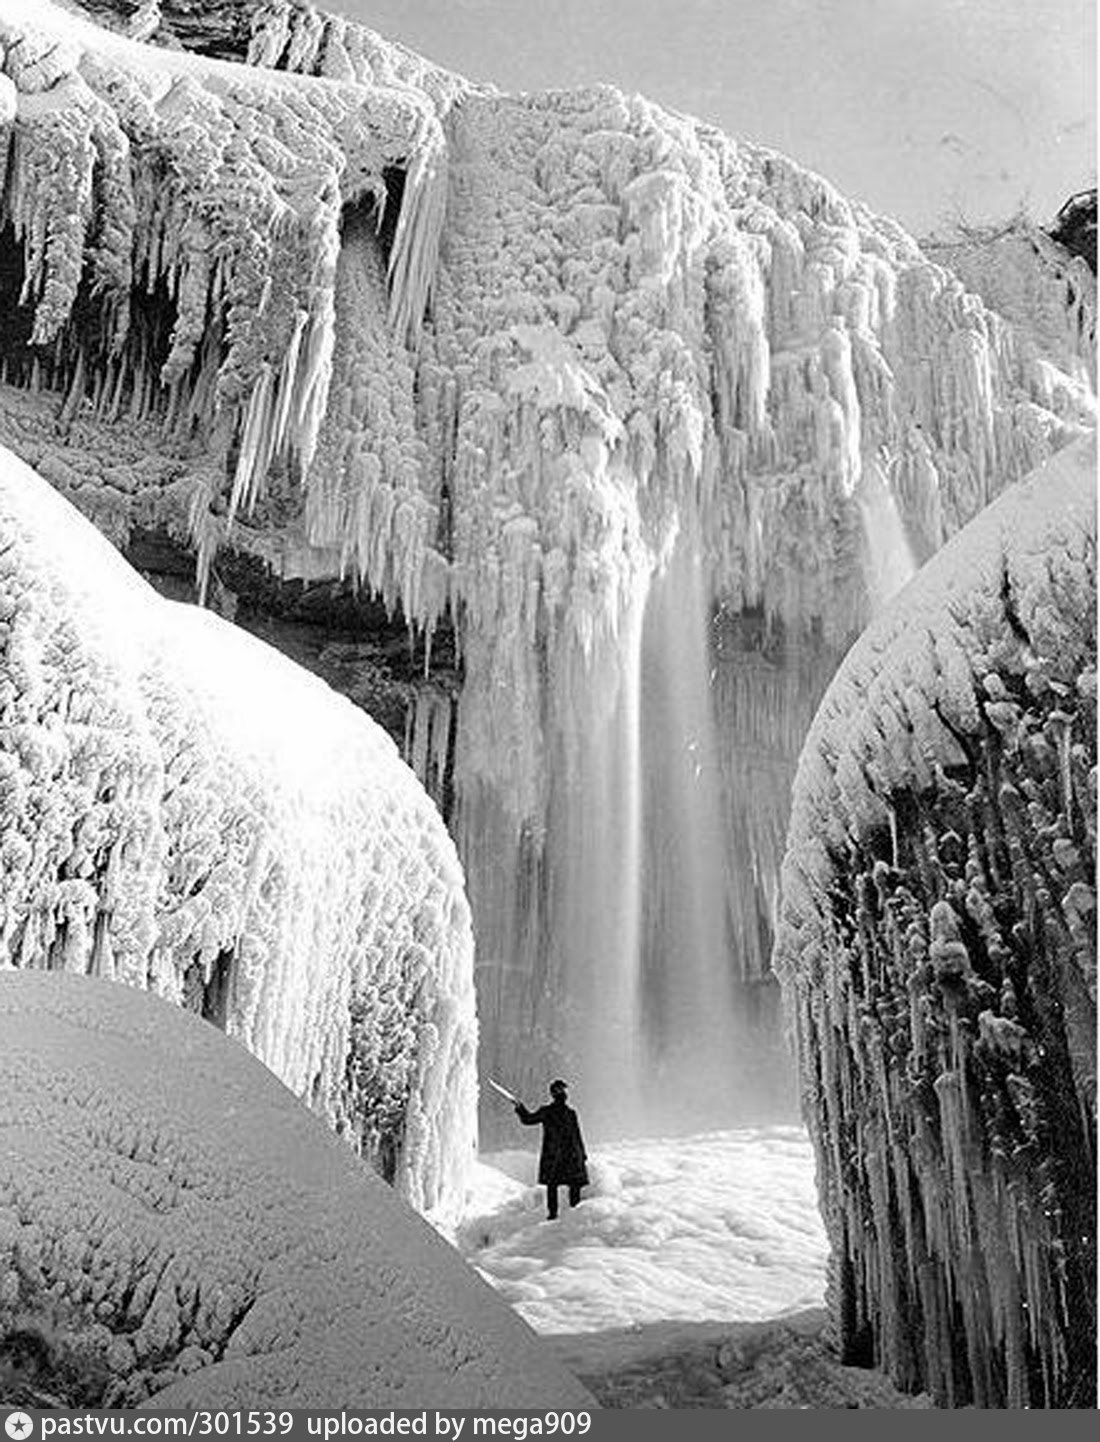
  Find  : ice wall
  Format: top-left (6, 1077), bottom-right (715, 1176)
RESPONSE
top-left (774, 437), bottom-right (1097, 1407)
top-left (0, 0), bottom-right (1094, 1136)
top-left (925, 216), bottom-right (1096, 388)
top-left (0, 443), bottom-right (478, 1221)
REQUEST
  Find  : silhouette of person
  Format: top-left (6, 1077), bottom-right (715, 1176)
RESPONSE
top-left (515, 1079), bottom-right (589, 1220)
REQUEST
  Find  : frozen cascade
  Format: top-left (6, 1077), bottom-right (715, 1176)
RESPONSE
top-left (0, 0), bottom-right (1096, 1147)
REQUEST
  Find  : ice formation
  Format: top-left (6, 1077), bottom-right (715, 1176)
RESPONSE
top-left (925, 215), bottom-right (1096, 388)
top-left (0, 0), bottom-right (1095, 1133)
top-left (0, 971), bottom-right (593, 1409)
top-left (774, 436), bottom-right (1097, 1408)
top-left (0, 442), bottom-right (478, 1221)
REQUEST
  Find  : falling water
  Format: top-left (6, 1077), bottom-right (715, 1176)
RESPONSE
top-left (548, 474), bottom-right (912, 1137)
top-left (858, 462), bottom-right (918, 611)
top-left (471, 472), bottom-right (907, 1141)
top-left (476, 494), bottom-right (917, 1143)
top-left (546, 516), bottom-right (783, 1140)
top-left (635, 521), bottom-right (745, 1131)
top-left (546, 573), bottom-right (651, 1137)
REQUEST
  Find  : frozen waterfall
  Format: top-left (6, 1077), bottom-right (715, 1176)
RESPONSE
top-left (0, 0), bottom-right (1093, 1153)
top-left (473, 510), bottom-right (805, 1141)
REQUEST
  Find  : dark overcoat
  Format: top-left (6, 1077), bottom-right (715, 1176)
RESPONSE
top-left (516, 1099), bottom-right (589, 1186)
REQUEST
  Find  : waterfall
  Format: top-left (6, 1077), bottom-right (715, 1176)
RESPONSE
top-left (635, 521), bottom-right (744, 1131)
top-left (530, 518), bottom-right (798, 1140)
top-left (546, 572), bottom-right (650, 1136)
top-left (857, 461), bottom-right (919, 611)
top-left (537, 476), bottom-right (918, 1140)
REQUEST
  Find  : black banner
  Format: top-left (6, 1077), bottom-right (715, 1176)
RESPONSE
top-left (4, 1407), bottom-right (1099, 1438)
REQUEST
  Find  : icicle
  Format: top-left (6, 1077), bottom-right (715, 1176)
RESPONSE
top-left (282, 4), bottom-right (326, 74)
top-left (290, 308), bottom-right (334, 474)
top-left (247, 0), bottom-right (292, 67)
top-left (405, 688), bottom-right (454, 805)
top-left (57, 349), bottom-right (86, 431)
top-left (387, 114), bottom-right (449, 349)
top-left (271, 309), bottom-right (309, 456)
top-left (228, 364), bottom-right (275, 522)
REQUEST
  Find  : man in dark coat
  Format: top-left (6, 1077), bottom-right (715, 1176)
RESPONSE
top-left (515, 1079), bottom-right (589, 1220)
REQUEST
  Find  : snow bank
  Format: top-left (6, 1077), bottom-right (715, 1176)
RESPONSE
top-left (0, 443), bottom-right (477, 1221)
top-left (775, 436), bottom-right (1097, 1407)
top-left (0, 971), bottom-right (593, 1409)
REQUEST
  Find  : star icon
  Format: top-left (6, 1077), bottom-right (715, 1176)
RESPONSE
top-left (4, 1414), bottom-right (33, 1440)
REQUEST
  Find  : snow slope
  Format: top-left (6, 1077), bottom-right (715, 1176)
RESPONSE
top-left (0, 971), bottom-right (593, 1409)
top-left (0, 443), bottom-right (477, 1220)
top-left (775, 435), bottom-right (1097, 1407)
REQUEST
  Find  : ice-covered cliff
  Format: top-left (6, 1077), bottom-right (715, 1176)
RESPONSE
top-left (0, 442), bottom-right (478, 1220)
top-left (924, 207), bottom-right (1096, 388)
top-left (0, 0), bottom-right (1093, 1131)
top-left (774, 436), bottom-right (1096, 1407)
top-left (0, 972), bottom-right (591, 1409)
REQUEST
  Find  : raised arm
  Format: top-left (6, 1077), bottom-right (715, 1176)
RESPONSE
top-left (515, 1103), bottom-right (543, 1125)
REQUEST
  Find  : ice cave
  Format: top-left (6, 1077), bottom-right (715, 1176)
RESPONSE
top-left (0, 0), bottom-right (1095, 1411)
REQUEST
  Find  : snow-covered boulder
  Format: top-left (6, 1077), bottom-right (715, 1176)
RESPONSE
top-left (0, 971), bottom-right (593, 1409)
top-left (0, 443), bottom-right (477, 1221)
top-left (774, 436), bottom-right (1097, 1408)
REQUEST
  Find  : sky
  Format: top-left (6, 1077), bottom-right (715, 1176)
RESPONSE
top-left (333, 0), bottom-right (1095, 239)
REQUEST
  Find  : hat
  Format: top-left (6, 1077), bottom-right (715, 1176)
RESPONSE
top-left (549, 1079), bottom-right (568, 1097)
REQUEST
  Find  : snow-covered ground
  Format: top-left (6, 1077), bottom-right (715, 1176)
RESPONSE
top-left (454, 1126), bottom-right (828, 1334)
top-left (452, 1128), bottom-right (939, 1407)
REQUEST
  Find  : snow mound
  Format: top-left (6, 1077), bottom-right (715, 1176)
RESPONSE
top-left (0, 444), bottom-right (477, 1220)
top-left (775, 435), bottom-right (1097, 1408)
top-left (0, 971), bottom-right (593, 1410)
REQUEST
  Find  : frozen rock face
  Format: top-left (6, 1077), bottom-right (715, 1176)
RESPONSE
top-left (925, 213), bottom-right (1096, 388)
top-left (0, 0), bottom-right (1094, 1133)
top-left (0, 971), bottom-right (593, 1409)
top-left (774, 437), bottom-right (1097, 1408)
top-left (0, 443), bottom-right (478, 1221)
